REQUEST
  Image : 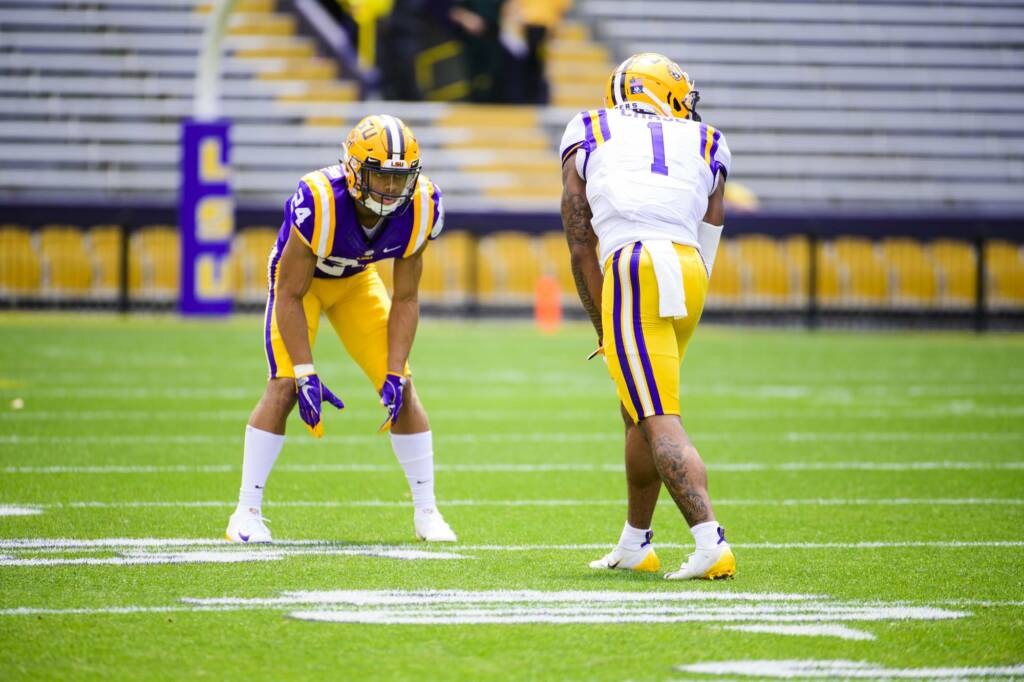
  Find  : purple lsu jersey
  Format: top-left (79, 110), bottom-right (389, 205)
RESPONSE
top-left (275, 164), bottom-right (444, 279)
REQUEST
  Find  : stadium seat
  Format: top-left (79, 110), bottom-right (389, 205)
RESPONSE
top-left (87, 225), bottom-right (123, 296)
top-left (706, 241), bottom-right (741, 306)
top-left (986, 240), bottom-right (1024, 307)
top-left (420, 231), bottom-right (472, 304)
top-left (930, 239), bottom-right (977, 306)
top-left (537, 232), bottom-right (575, 302)
top-left (131, 226), bottom-right (180, 298)
top-left (0, 225), bottom-right (42, 294)
top-left (476, 231), bottom-right (540, 304)
top-left (232, 227), bottom-right (276, 302)
top-left (39, 224), bottom-right (91, 294)
top-left (832, 237), bottom-right (888, 305)
top-left (735, 235), bottom-right (791, 304)
top-left (815, 242), bottom-right (842, 305)
top-left (882, 238), bottom-right (938, 306)
top-left (782, 235), bottom-right (810, 303)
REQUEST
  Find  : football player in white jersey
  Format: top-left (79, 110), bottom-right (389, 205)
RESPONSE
top-left (560, 53), bottom-right (735, 580)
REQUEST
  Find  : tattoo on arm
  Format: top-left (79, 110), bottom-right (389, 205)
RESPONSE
top-left (561, 158), bottom-right (603, 338)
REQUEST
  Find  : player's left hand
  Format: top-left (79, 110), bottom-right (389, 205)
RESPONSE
top-left (587, 345), bottom-right (604, 360)
top-left (378, 372), bottom-right (407, 433)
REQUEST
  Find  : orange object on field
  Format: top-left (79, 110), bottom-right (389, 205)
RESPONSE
top-left (534, 274), bottom-right (562, 333)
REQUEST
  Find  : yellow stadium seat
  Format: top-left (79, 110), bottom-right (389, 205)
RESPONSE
top-left (233, 227), bottom-right (277, 301)
top-left (131, 226), bottom-right (180, 298)
top-left (88, 225), bottom-right (123, 295)
top-left (0, 225), bottom-right (41, 294)
top-left (736, 235), bottom-right (790, 303)
top-left (40, 224), bottom-right (91, 294)
top-left (815, 243), bottom-right (842, 304)
top-left (882, 238), bottom-right (937, 305)
top-left (537, 232), bottom-right (575, 302)
top-left (476, 231), bottom-right (539, 303)
top-left (986, 240), bottom-right (1024, 306)
top-left (706, 241), bottom-right (741, 305)
top-left (833, 237), bottom-right (888, 305)
top-left (420, 231), bottom-right (472, 303)
top-left (782, 235), bottom-right (810, 303)
top-left (930, 239), bottom-right (976, 305)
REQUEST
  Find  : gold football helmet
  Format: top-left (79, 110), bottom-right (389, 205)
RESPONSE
top-left (604, 52), bottom-right (700, 121)
top-left (341, 114), bottom-right (421, 217)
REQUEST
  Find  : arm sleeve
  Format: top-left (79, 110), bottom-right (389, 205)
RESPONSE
top-left (559, 113), bottom-right (587, 167)
top-left (428, 179), bottom-right (445, 240)
top-left (285, 180), bottom-right (317, 251)
top-left (711, 131), bottom-right (731, 190)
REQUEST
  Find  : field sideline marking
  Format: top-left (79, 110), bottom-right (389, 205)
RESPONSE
top-left (721, 623), bottom-right (876, 640)
top-left (2, 538), bottom-right (1022, 552)
top-left (4, 461), bottom-right (1022, 475)
top-left (0, 506), bottom-right (43, 516)
top-left (13, 498), bottom-right (1022, 509)
top-left (675, 660), bottom-right (1024, 679)
top-left (1, 431), bottom-right (1022, 446)
top-left (6, 406), bottom-right (1024, 421)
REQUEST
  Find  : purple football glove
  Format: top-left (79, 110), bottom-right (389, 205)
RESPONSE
top-left (295, 373), bottom-right (344, 438)
top-left (378, 372), bottom-right (407, 432)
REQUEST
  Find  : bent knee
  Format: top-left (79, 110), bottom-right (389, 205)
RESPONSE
top-left (265, 377), bottom-right (297, 406)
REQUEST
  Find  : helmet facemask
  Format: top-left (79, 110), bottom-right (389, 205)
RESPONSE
top-left (344, 149), bottom-right (420, 219)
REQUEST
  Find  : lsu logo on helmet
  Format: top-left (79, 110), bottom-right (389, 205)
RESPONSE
top-left (605, 52), bottom-right (700, 121)
top-left (341, 114), bottom-right (421, 217)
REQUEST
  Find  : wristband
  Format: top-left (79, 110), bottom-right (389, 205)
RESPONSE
top-left (294, 364), bottom-right (315, 378)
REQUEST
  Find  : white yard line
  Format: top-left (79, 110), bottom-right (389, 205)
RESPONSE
top-left (4, 461), bottom-right (1022, 475)
top-left (12, 498), bottom-right (1020, 509)
top-left (6, 407), bottom-right (1024, 421)
top-left (1, 431), bottom-right (1021, 446)
top-left (2, 538), bottom-right (1022, 552)
top-left (675, 660), bottom-right (1024, 679)
top-left (0, 506), bottom-right (43, 516)
top-left (722, 623), bottom-right (876, 640)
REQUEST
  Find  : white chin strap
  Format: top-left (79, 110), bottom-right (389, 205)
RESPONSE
top-left (363, 194), bottom-right (403, 216)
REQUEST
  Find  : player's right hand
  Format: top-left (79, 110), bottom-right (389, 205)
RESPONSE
top-left (295, 372), bottom-right (345, 438)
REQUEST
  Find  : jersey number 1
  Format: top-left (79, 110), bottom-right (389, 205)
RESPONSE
top-left (647, 122), bottom-right (668, 176)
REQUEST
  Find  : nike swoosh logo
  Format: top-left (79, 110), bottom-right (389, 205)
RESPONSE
top-left (301, 385), bottom-right (317, 406)
top-left (239, 532), bottom-right (250, 542)
top-left (383, 245), bottom-right (402, 254)
top-left (607, 559), bottom-right (620, 568)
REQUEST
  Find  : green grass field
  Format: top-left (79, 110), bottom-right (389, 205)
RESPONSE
top-left (0, 314), bottom-right (1022, 681)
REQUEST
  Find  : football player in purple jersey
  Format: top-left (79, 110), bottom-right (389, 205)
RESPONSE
top-left (225, 115), bottom-right (456, 544)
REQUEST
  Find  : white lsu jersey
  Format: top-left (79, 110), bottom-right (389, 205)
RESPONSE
top-left (559, 105), bottom-right (731, 267)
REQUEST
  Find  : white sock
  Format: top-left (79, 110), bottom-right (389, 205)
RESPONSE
top-left (237, 425), bottom-right (285, 512)
top-left (617, 521), bottom-right (653, 551)
top-left (691, 520), bottom-right (726, 551)
top-left (390, 431), bottom-right (436, 511)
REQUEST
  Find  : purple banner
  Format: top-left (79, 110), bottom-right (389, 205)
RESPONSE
top-left (179, 119), bottom-right (233, 315)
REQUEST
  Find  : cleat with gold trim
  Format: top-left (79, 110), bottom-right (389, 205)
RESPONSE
top-left (664, 544), bottom-right (736, 580)
top-left (589, 532), bottom-right (661, 572)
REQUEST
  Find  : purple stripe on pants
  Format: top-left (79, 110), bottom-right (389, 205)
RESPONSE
top-left (263, 244), bottom-right (283, 378)
top-left (629, 242), bottom-right (663, 415)
top-left (612, 247), bottom-right (644, 418)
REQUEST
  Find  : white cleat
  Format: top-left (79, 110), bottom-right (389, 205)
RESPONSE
top-left (664, 544), bottom-right (736, 580)
top-left (414, 508), bottom-right (457, 542)
top-left (589, 544), bottom-right (660, 573)
top-left (225, 507), bottom-right (272, 544)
